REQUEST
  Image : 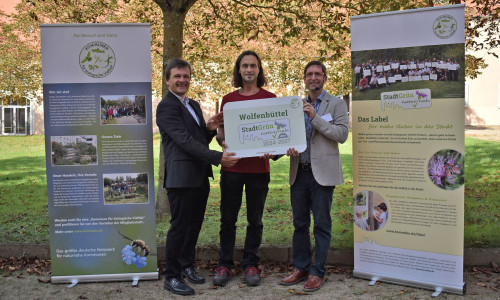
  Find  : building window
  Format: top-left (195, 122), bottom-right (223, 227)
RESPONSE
top-left (1, 98), bottom-right (33, 135)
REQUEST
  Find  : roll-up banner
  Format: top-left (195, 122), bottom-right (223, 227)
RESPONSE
top-left (350, 5), bottom-right (465, 295)
top-left (41, 24), bottom-right (158, 283)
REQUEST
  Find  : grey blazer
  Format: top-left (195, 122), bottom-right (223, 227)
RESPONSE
top-left (289, 91), bottom-right (349, 186)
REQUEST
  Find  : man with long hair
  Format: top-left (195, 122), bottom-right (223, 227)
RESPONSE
top-left (214, 50), bottom-right (276, 287)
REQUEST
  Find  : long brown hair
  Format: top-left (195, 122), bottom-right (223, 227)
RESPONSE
top-left (232, 50), bottom-right (267, 88)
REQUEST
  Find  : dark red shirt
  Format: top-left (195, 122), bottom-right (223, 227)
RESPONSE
top-left (220, 89), bottom-right (277, 173)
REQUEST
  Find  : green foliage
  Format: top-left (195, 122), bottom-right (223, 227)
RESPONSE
top-left (135, 184), bottom-right (148, 195)
top-left (137, 172), bottom-right (148, 184)
top-left (0, 14), bottom-right (41, 103)
top-left (465, 54), bottom-right (488, 80)
top-left (3, 0), bottom-right (497, 104)
top-left (0, 0), bottom-right (123, 102)
top-left (104, 177), bottom-right (113, 187)
top-left (75, 142), bottom-right (96, 156)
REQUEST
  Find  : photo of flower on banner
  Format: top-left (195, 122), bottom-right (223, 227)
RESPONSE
top-left (427, 149), bottom-right (464, 190)
top-left (353, 190), bottom-right (388, 231)
top-left (351, 43), bottom-right (464, 101)
top-left (119, 230), bottom-right (152, 269)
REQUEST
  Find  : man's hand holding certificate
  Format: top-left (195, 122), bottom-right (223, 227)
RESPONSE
top-left (222, 96), bottom-right (307, 157)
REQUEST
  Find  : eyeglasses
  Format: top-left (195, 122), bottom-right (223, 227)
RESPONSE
top-left (305, 72), bottom-right (324, 79)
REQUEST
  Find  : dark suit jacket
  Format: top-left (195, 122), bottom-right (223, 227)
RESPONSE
top-left (156, 91), bottom-right (222, 188)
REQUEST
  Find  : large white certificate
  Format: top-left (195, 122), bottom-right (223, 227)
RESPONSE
top-left (223, 96), bottom-right (307, 157)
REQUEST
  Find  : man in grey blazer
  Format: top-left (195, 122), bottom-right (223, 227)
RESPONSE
top-left (156, 58), bottom-right (239, 295)
top-left (280, 61), bottom-right (349, 292)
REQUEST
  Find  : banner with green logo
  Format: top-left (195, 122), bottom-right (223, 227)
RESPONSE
top-left (350, 5), bottom-right (465, 295)
top-left (41, 24), bottom-right (158, 283)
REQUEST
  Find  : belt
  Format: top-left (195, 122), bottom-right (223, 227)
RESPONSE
top-left (299, 163), bottom-right (311, 170)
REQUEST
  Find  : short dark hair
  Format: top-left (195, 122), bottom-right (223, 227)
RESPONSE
top-left (378, 203), bottom-right (387, 212)
top-left (232, 50), bottom-right (267, 88)
top-left (304, 60), bottom-right (327, 77)
top-left (165, 58), bottom-right (191, 80)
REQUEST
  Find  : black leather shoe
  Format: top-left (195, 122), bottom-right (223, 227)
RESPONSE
top-left (164, 277), bottom-right (195, 295)
top-left (182, 266), bottom-right (205, 284)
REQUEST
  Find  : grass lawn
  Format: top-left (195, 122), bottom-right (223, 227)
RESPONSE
top-left (0, 133), bottom-right (499, 249)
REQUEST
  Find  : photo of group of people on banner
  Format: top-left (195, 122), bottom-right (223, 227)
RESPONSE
top-left (351, 43), bottom-right (465, 100)
top-left (355, 57), bottom-right (460, 91)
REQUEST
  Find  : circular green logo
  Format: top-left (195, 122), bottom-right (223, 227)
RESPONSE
top-left (79, 41), bottom-right (116, 78)
top-left (290, 97), bottom-right (301, 108)
top-left (433, 15), bottom-right (457, 39)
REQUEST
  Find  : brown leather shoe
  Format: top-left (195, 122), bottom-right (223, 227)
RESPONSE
top-left (280, 269), bottom-right (309, 286)
top-left (303, 275), bottom-right (323, 292)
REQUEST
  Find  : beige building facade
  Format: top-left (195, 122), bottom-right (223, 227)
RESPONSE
top-left (465, 20), bottom-right (500, 126)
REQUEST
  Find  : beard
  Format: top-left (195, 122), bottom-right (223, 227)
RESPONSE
top-left (242, 74), bottom-right (257, 83)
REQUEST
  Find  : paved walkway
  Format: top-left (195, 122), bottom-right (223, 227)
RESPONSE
top-left (115, 115), bottom-right (146, 124)
top-left (465, 125), bottom-right (500, 142)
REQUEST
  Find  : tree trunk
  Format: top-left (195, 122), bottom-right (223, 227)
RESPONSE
top-left (154, 0), bottom-right (192, 218)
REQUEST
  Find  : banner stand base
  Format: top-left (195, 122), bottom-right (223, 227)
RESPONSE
top-left (132, 276), bottom-right (139, 287)
top-left (354, 270), bottom-right (465, 295)
top-left (67, 279), bottom-right (78, 288)
top-left (52, 272), bottom-right (159, 284)
top-left (431, 288), bottom-right (442, 297)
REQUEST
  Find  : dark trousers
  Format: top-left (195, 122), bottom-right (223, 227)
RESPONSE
top-left (218, 171), bottom-right (270, 270)
top-left (355, 73), bottom-right (361, 86)
top-left (165, 178), bottom-right (209, 280)
top-left (291, 167), bottom-right (334, 278)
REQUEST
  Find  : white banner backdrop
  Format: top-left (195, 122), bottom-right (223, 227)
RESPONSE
top-left (351, 5), bottom-right (465, 295)
top-left (41, 24), bottom-right (158, 284)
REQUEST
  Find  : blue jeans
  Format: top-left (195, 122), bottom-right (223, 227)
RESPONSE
top-left (290, 167), bottom-right (334, 278)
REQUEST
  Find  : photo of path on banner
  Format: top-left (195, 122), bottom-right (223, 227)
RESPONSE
top-left (223, 96), bottom-right (306, 158)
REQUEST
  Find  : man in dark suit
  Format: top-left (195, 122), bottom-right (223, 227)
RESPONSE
top-left (156, 58), bottom-right (239, 296)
